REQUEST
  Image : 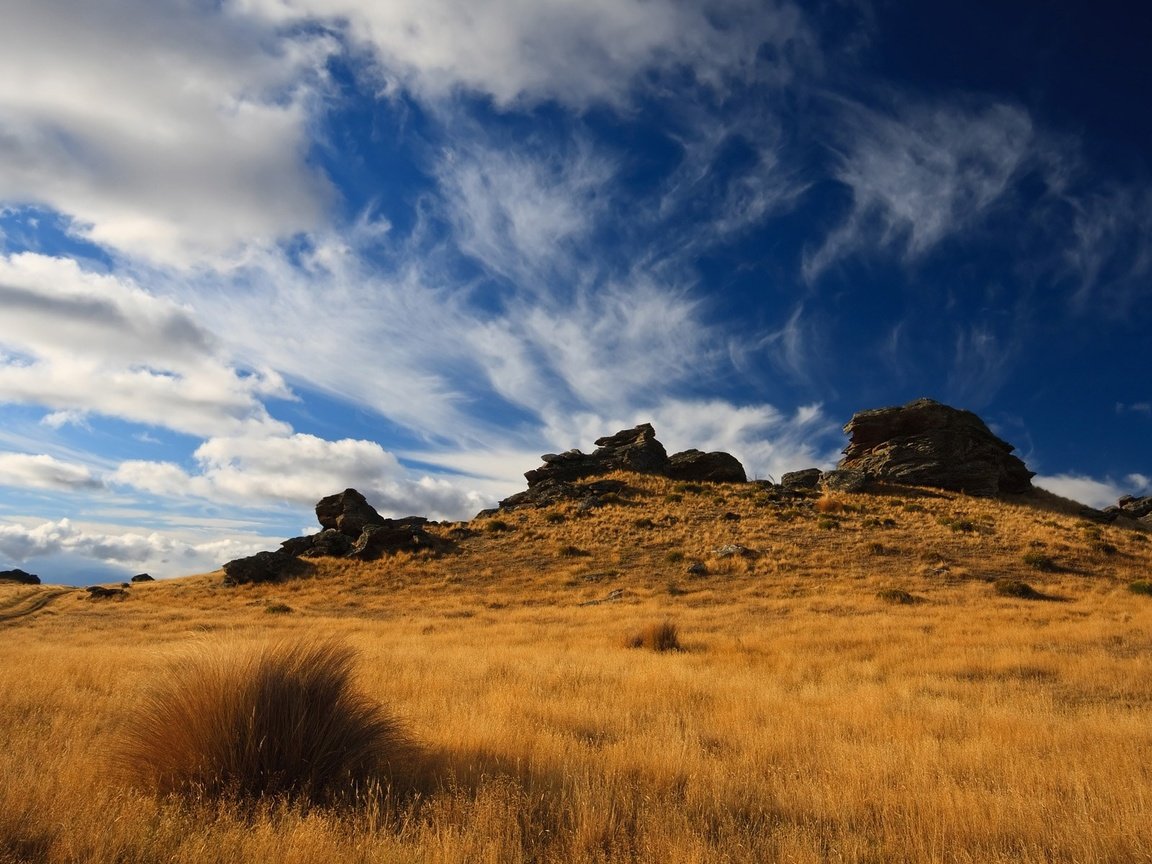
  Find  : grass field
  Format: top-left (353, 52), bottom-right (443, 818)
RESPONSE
top-left (2, 475), bottom-right (1151, 863)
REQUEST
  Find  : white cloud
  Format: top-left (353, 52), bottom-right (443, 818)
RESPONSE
top-left (0, 452), bottom-right (103, 491)
top-left (0, 517), bottom-right (273, 578)
top-left (113, 432), bottom-right (492, 520)
top-left (239, 0), bottom-right (811, 109)
top-left (1034, 474), bottom-right (1125, 510)
top-left (0, 253), bottom-right (291, 437)
top-left (806, 98), bottom-right (1033, 278)
top-left (0, 0), bottom-right (335, 266)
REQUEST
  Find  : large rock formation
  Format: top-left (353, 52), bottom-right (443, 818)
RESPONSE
top-left (515, 423), bottom-right (746, 502)
top-left (838, 398), bottom-right (1034, 496)
top-left (223, 489), bottom-right (441, 584)
top-left (0, 568), bottom-right (40, 585)
top-left (1104, 495), bottom-right (1152, 523)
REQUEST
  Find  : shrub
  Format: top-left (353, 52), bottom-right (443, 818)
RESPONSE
top-left (1129, 580), bottom-right (1152, 596)
top-left (544, 512), bottom-right (566, 524)
top-left (994, 578), bottom-right (1042, 599)
top-left (114, 639), bottom-right (419, 805)
top-left (814, 495), bottom-right (844, 514)
top-left (665, 550), bottom-right (685, 563)
top-left (1022, 552), bottom-right (1058, 572)
top-left (485, 519), bottom-right (511, 533)
top-left (625, 621), bottom-right (682, 652)
top-left (264, 602), bottom-right (293, 615)
top-left (558, 545), bottom-right (590, 558)
top-left (876, 588), bottom-right (919, 604)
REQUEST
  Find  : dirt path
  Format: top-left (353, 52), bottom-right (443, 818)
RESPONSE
top-left (0, 588), bottom-right (73, 624)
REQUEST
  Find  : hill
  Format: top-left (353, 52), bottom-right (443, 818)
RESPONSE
top-left (2, 467), bottom-right (1151, 863)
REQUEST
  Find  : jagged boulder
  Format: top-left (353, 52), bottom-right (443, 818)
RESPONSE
top-left (315, 488), bottom-right (387, 538)
top-left (524, 423), bottom-right (670, 486)
top-left (222, 550), bottom-right (309, 586)
top-left (130, 573), bottom-right (154, 583)
top-left (498, 478), bottom-right (633, 512)
top-left (781, 468), bottom-right (823, 491)
top-left (820, 468), bottom-right (869, 493)
top-left (1104, 495), bottom-right (1152, 521)
top-left (667, 450), bottom-right (747, 483)
top-left (838, 398), bottom-right (1034, 496)
top-left (0, 568), bottom-right (40, 585)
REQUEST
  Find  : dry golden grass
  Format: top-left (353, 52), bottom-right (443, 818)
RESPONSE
top-left (2, 474), bottom-right (1152, 862)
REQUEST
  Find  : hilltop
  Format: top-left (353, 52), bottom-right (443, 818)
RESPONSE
top-left (1, 400), bottom-right (1151, 864)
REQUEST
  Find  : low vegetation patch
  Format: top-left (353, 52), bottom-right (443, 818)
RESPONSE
top-left (114, 639), bottom-right (420, 806)
top-left (1129, 580), bottom-right (1152, 596)
top-left (876, 588), bottom-right (920, 604)
top-left (1022, 552), bottom-right (1059, 572)
top-left (994, 578), bottom-right (1044, 600)
top-left (264, 602), bottom-right (293, 615)
top-left (625, 621), bottom-right (682, 652)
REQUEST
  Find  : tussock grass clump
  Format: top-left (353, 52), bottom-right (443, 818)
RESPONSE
top-left (994, 578), bottom-right (1043, 600)
top-left (114, 639), bottom-right (419, 805)
top-left (876, 588), bottom-right (919, 604)
top-left (1023, 551), bottom-right (1059, 572)
top-left (1129, 580), bottom-right (1152, 596)
top-left (625, 621), bottom-right (682, 652)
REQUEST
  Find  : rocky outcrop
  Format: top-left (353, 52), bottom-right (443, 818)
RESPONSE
top-left (315, 488), bottom-right (387, 538)
top-left (838, 398), bottom-right (1034, 496)
top-left (497, 478), bottom-right (634, 512)
top-left (506, 424), bottom-right (745, 511)
top-left (1104, 495), bottom-right (1152, 523)
top-left (666, 449), bottom-right (747, 483)
top-left (0, 568), bottom-right (40, 585)
top-left (820, 468), bottom-right (869, 493)
top-left (223, 489), bottom-right (443, 585)
top-left (130, 573), bottom-right (154, 583)
top-left (86, 585), bottom-right (128, 599)
top-left (780, 468), bottom-right (822, 491)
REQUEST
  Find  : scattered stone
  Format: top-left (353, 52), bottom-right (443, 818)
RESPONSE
top-left (686, 561), bottom-right (708, 577)
top-left (838, 398), bottom-right (1035, 496)
top-left (0, 568), bottom-right (40, 585)
top-left (666, 449), bottom-right (747, 483)
top-left (222, 550), bottom-right (309, 586)
top-left (315, 488), bottom-right (387, 538)
top-left (714, 544), bottom-right (758, 558)
top-left (781, 468), bottom-right (823, 491)
top-left (821, 468), bottom-right (869, 493)
top-left (130, 573), bottom-right (154, 583)
top-left (86, 585), bottom-right (128, 599)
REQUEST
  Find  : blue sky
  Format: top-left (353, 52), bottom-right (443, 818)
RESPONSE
top-left (1, 0), bottom-right (1149, 584)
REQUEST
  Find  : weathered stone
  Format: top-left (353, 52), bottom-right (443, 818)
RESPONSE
top-left (714, 544), bottom-right (758, 558)
top-left (222, 550), bottom-right (309, 586)
top-left (498, 478), bottom-right (633, 512)
top-left (667, 449), bottom-right (747, 483)
top-left (86, 585), bottom-right (128, 599)
top-left (1104, 495), bottom-right (1152, 521)
top-left (524, 423), bottom-right (668, 486)
top-left (314, 488), bottom-right (387, 538)
top-left (821, 468), bottom-right (869, 493)
top-left (838, 398), bottom-right (1034, 496)
top-left (130, 573), bottom-right (154, 583)
top-left (0, 568), bottom-right (40, 585)
top-left (781, 468), bottom-right (823, 491)
top-left (346, 518), bottom-right (435, 561)
top-left (299, 529), bottom-right (354, 559)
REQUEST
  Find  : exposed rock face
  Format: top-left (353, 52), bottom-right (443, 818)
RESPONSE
top-left (666, 450), bottom-right (747, 483)
top-left (820, 468), bottom-right (869, 493)
top-left (498, 478), bottom-right (634, 512)
top-left (315, 488), bottom-right (387, 538)
top-left (130, 573), bottom-right (154, 583)
top-left (0, 568), bottom-right (40, 585)
top-left (838, 398), bottom-right (1034, 496)
top-left (511, 424), bottom-right (745, 511)
top-left (86, 585), bottom-right (128, 599)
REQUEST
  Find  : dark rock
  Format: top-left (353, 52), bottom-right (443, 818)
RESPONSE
top-left (222, 550), bottom-right (309, 586)
top-left (666, 449), bottom-right (747, 483)
top-left (821, 468), bottom-right (869, 493)
top-left (524, 423), bottom-right (668, 486)
top-left (0, 568), bottom-right (40, 585)
top-left (721, 511), bottom-right (741, 521)
top-left (686, 561), bottom-right (708, 577)
top-left (86, 585), bottom-right (128, 599)
top-left (300, 529), bottom-right (354, 559)
top-left (130, 573), bottom-right (154, 583)
top-left (315, 488), bottom-right (387, 538)
top-left (498, 478), bottom-right (633, 512)
top-left (1104, 495), bottom-right (1152, 521)
top-left (781, 468), bottom-right (823, 491)
top-left (838, 398), bottom-right (1035, 496)
top-left (346, 518), bottom-right (436, 561)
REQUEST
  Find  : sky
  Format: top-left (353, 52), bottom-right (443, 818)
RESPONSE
top-left (1, 0), bottom-right (1149, 584)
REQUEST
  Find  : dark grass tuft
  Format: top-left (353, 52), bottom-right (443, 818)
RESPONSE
top-left (113, 639), bottom-right (421, 806)
top-left (994, 578), bottom-right (1044, 600)
top-left (625, 621), bottom-right (683, 652)
top-left (1129, 580), bottom-right (1152, 596)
